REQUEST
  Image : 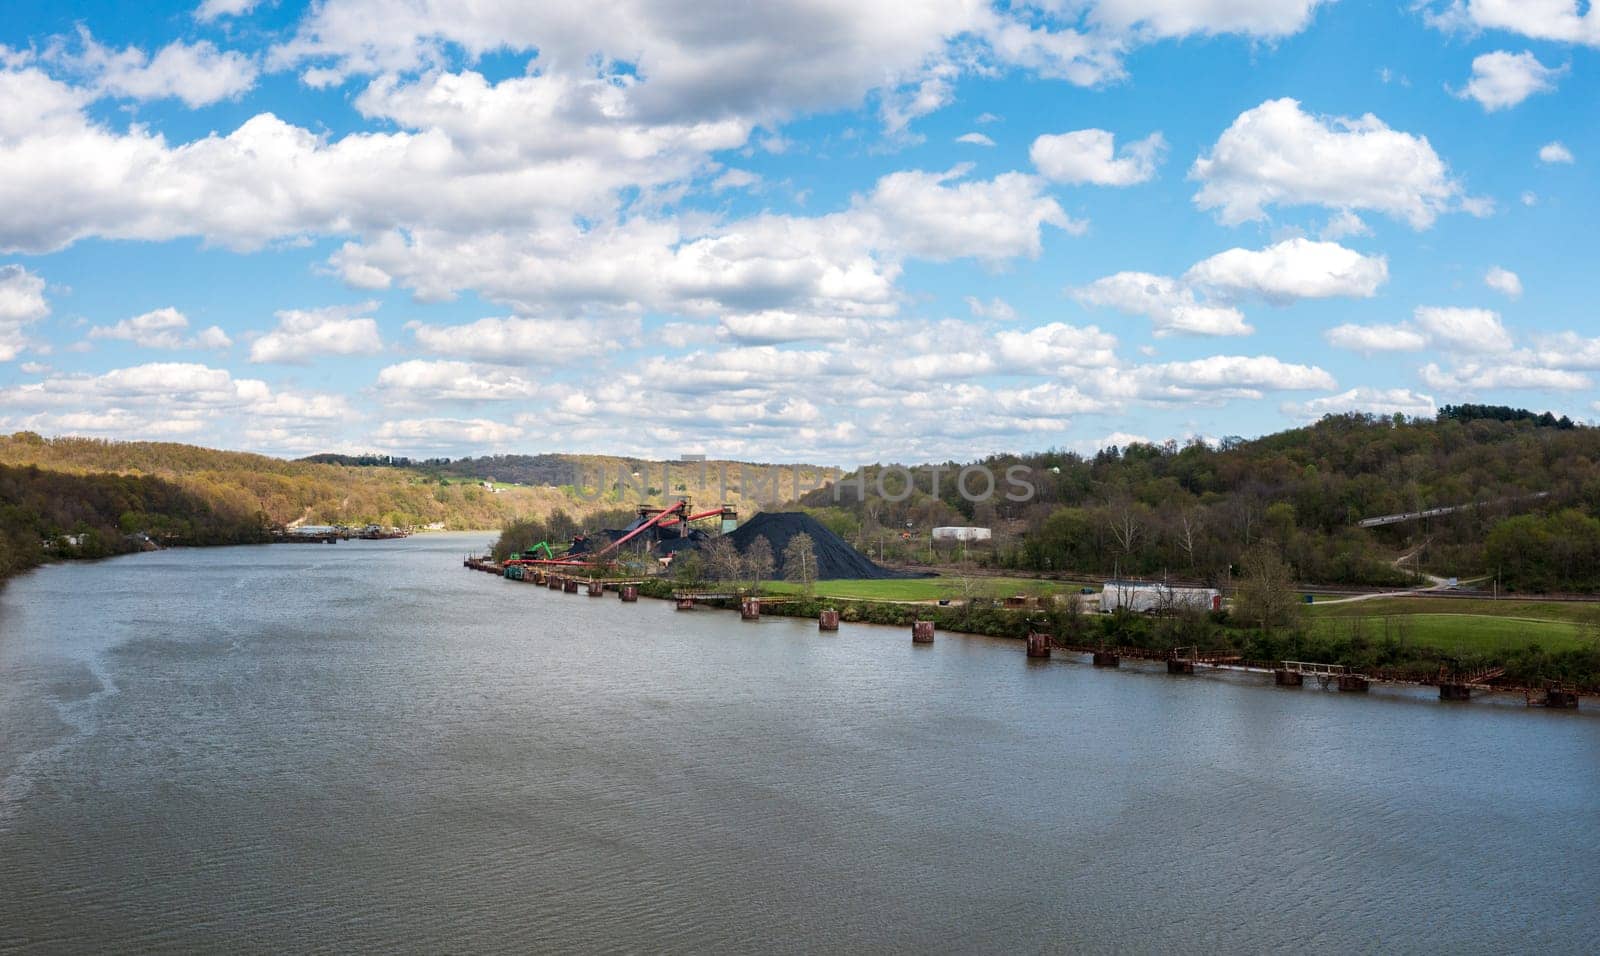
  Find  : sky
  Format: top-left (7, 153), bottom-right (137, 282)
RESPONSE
top-left (0, 0), bottom-right (1597, 466)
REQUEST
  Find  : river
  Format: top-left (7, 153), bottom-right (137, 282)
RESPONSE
top-left (1, 533), bottom-right (1595, 953)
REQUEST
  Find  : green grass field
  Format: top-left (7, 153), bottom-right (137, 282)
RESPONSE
top-left (763, 576), bottom-right (1089, 603)
top-left (1309, 597), bottom-right (1599, 655)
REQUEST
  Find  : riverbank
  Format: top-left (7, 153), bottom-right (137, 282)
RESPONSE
top-left (472, 567), bottom-right (1598, 695)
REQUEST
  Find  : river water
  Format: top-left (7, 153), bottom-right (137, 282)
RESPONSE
top-left (0, 533), bottom-right (1595, 953)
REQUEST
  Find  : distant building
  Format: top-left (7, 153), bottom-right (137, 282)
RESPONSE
top-left (931, 526), bottom-right (992, 543)
top-left (1100, 580), bottom-right (1221, 614)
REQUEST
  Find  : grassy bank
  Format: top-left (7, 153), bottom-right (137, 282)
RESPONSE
top-left (634, 576), bottom-right (1600, 690)
top-left (1308, 596), bottom-right (1600, 656)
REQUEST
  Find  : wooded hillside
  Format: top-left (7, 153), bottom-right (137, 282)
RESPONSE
top-left (800, 411), bottom-right (1600, 592)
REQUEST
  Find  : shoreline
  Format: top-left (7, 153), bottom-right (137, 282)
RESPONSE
top-left (469, 559), bottom-right (1599, 704)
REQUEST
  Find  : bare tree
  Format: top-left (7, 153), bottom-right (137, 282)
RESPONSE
top-left (1177, 508), bottom-right (1203, 570)
top-left (701, 536), bottom-right (742, 583)
top-left (1106, 494), bottom-right (1143, 558)
top-left (782, 532), bottom-right (819, 597)
top-left (744, 535), bottom-right (775, 591)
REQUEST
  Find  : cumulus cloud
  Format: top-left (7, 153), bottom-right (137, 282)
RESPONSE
top-left (1191, 98), bottom-right (1471, 229)
top-left (863, 166), bottom-right (1081, 261)
top-left (1076, 272), bottom-right (1251, 337)
top-left (1528, 332), bottom-right (1600, 370)
top-left (88, 307), bottom-right (232, 350)
top-left (1412, 306), bottom-right (1513, 353)
top-left (1284, 386), bottom-right (1437, 420)
top-left (1424, 1), bottom-right (1600, 47)
top-left (409, 316), bottom-right (629, 365)
top-left (0, 361), bottom-right (354, 449)
top-left (1455, 50), bottom-right (1564, 111)
top-left (373, 417), bottom-right (524, 451)
top-left (1107, 355), bottom-right (1336, 402)
top-left (248, 302), bottom-right (383, 364)
top-left (1421, 361), bottom-right (1589, 391)
top-left (1088, 0), bottom-right (1334, 37)
top-left (956, 132), bottom-right (996, 146)
top-left (993, 322), bottom-right (1120, 372)
top-left (1328, 306), bottom-right (1512, 356)
top-left (195, 0), bottom-right (261, 22)
top-left (1076, 239), bottom-right (1384, 337)
top-left (1030, 129), bottom-right (1166, 185)
top-left (1539, 141), bottom-right (1575, 164)
top-left (964, 296), bottom-right (1016, 321)
top-left (1484, 266), bottom-right (1522, 298)
top-left (1324, 323), bottom-right (1430, 353)
top-left (0, 263), bottom-right (49, 361)
top-left (375, 360), bottom-right (541, 402)
top-left (1184, 238), bottom-right (1388, 303)
top-left (328, 165), bottom-right (1078, 322)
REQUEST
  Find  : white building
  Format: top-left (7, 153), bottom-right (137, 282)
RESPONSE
top-left (931, 526), bottom-right (992, 543)
top-left (1099, 581), bottom-right (1222, 614)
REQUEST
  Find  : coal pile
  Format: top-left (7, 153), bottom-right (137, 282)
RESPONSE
top-left (725, 512), bottom-right (924, 580)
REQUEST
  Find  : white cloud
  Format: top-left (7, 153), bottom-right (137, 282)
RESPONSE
top-left (1113, 355), bottom-right (1336, 401)
top-left (956, 132), bottom-right (996, 147)
top-left (1191, 98), bottom-right (1470, 229)
top-left (1324, 323), bottom-right (1429, 353)
top-left (993, 322), bottom-right (1120, 372)
top-left (1075, 239), bottom-right (1384, 338)
top-left (1031, 129), bottom-right (1166, 186)
top-left (1528, 332), bottom-right (1600, 370)
top-left (0, 362), bottom-right (354, 449)
top-left (0, 263), bottom-right (49, 361)
top-left (1284, 386), bottom-right (1437, 420)
top-left (88, 307), bottom-right (232, 350)
top-left (249, 302), bottom-right (383, 363)
top-left (862, 166), bottom-right (1081, 261)
top-left (42, 30), bottom-right (257, 107)
top-left (1412, 306), bottom-right (1513, 353)
top-left (1424, 1), bottom-right (1600, 47)
top-left (196, 0), bottom-right (260, 21)
top-left (375, 360), bottom-right (541, 402)
top-left (1539, 141), bottom-right (1575, 164)
top-left (1484, 266), bottom-right (1522, 299)
top-left (373, 417), bottom-right (524, 452)
top-left (964, 296), bottom-right (1016, 321)
top-left (1089, 0), bottom-right (1334, 37)
top-left (1420, 361), bottom-right (1590, 391)
top-left (1075, 272), bottom-right (1252, 337)
top-left (409, 316), bottom-right (628, 365)
top-left (711, 169), bottom-right (762, 192)
top-left (1184, 238), bottom-right (1388, 302)
top-left (92, 40), bottom-right (257, 108)
top-left (1320, 210), bottom-right (1371, 240)
top-left (1455, 50), bottom-right (1564, 111)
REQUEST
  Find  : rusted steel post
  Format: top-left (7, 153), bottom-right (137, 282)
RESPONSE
top-left (1337, 675), bottom-right (1369, 692)
top-left (620, 585), bottom-right (639, 602)
top-left (1026, 632), bottom-right (1051, 658)
top-left (912, 620), bottom-right (935, 644)
top-left (818, 608), bottom-right (839, 631)
top-left (1274, 669), bottom-right (1303, 686)
top-left (1092, 651), bottom-right (1120, 667)
top-left (1167, 659), bottom-right (1194, 674)
top-left (740, 597), bottom-right (761, 621)
top-left (676, 597), bottom-right (695, 610)
top-left (588, 581), bottom-right (604, 597)
top-left (563, 578), bottom-right (579, 593)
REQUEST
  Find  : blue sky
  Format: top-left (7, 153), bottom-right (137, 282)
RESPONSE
top-left (1, 0), bottom-right (1596, 465)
